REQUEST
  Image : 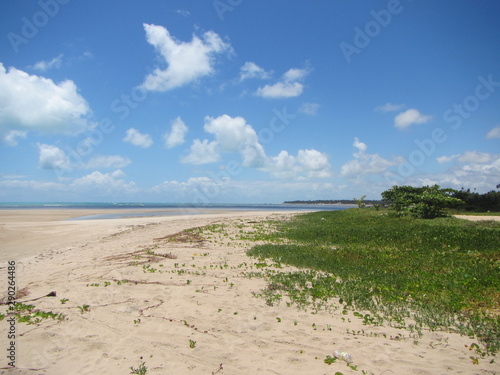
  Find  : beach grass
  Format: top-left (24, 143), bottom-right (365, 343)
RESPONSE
top-left (246, 208), bottom-right (500, 355)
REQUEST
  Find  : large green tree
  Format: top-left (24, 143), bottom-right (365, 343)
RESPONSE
top-left (381, 185), bottom-right (463, 219)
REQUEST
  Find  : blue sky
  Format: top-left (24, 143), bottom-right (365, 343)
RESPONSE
top-left (1, 0), bottom-right (499, 203)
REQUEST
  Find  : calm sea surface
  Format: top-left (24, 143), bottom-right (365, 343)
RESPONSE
top-left (0, 202), bottom-right (354, 220)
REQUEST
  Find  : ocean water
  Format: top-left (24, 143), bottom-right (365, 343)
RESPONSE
top-left (0, 202), bottom-right (354, 220)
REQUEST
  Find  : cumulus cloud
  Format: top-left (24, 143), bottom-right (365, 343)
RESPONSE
top-left (436, 155), bottom-right (457, 164)
top-left (239, 62), bottom-right (271, 81)
top-left (256, 82), bottom-right (303, 99)
top-left (283, 68), bottom-right (309, 82)
top-left (486, 125), bottom-right (500, 140)
top-left (32, 54), bottom-right (64, 71)
top-left (182, 113), bottom-right (268, 167)
top-left (0, 63), bottom-right (92, 143)
top-left (256, 67), bottom-right (310, 99)
top-left (203, 114), bottom-right (266, 167)
top-left (37, 144), bottom-right (71, 170)
top-left (438, 151), bottom-right (495, 165)
top-left (164, 117), bottom-right (188, 149)
top-left (340, 138), bottom-right (402, 176)
top-left (182, 114), bottom-right (331, 179)
top-left (394, 109), bottom-right (432, 130)
top-left (37, 143), bottom-right (131, 171)
top-left (72, 170), bottom-right (137, 194)
top-left (297, 149), bottom-right (332, 178)
top-left (123, 128), bottom-right (153, 148)
top-left (181, 139), bottom-right (219, 165)
top-left (266, 149), bottom-right (331, 179)
top-left (183, 115), bottom-right (266, 167)
top-left (267, 151), bottom-right (298, 179)
top-left (140, 24), bottom-right (231, 92)
top-left (417, 151), bottom-right (500, 192)
top-left (204, 115), bottom-right (256, 152)
top-left (375, 102), bottom-right (405, 113)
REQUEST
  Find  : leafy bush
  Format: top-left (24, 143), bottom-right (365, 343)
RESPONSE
top-left (381, 185), bottom-right (463, 219)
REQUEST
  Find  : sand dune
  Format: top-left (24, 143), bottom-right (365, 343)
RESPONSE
top-left (0, 210), bottom-right (497, 374)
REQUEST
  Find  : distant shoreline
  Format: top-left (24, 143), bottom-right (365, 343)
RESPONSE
top-left (283, 200), bottom-right (385, 206)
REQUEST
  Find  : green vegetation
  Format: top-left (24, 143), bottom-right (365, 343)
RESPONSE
top-left (382, 185), bottom-right (463, 219)
top-left (451, 188), bottom-right (500, 212)
top-left (324, 355), bottom-right (337, 365)
top-left (77, 304), bottom-right (90, 313)
top-left (2, 302), bottom-right (65, 324)
top-left (353, 195), bottom-right (367, 208)
top-left (130, 361), bottom-right (147, 375)
top-left (246, 209), bottom-right (500, 354)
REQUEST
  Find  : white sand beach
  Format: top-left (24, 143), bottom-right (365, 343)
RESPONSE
top-left (0, 210), bottom-right (498, 374)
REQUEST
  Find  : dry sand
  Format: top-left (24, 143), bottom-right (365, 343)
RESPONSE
top-left (0, 210), bottom-right (498, 374)
top-left (454, 215), bottom-right (500, 222)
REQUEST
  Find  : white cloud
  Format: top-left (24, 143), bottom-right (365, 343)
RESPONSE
top-left (299, 103), bottom-right (320, 116)
top-left (340, 138), bottom-right (401, 176)
top-left (256, 67), bottom-right (310, 99)
top-left (181, 139), bottom-right (219, 165)
top-left (353, 137), bottom-right (367, 153)
top-left (140, 24), bottom-right (231, 92)
top-left (0, 63), bottom-right (92, 143)
top-left (32, 54), bottom-right (63, 71)
top-left (394, 109), bottom-right (432, 129)
top-left (123, 128), bottom-right (153, 148)
top-left (256, 82), bottom-right (303, 99)
top-left (283, 68), bottom-right (309, 82)
top-left (375, 102), bottom-right (405, 113)
top-left (183, 114), bottom-right (267, 166)
top-left (456, 151), bottom-right (495, 164)
top-left (437, 151), bottom-right (496, 165)
top-left (203, 114), bottom-right (267, 167)
top-left (297, 149), bottom-right (332, 178)
top-left (0, 170), bottom-right (137, 200)
top-left (37, 143), bottom-right (130, 171)
top-left (72, 170), bottom-right (137, 194)
top-left (84, 155), bottom-right (131, 169)
top-left (182, 114), bottom-right (331, 179)
top-left (164, 117), bottom-right (188, 149)
top-left (486, 125), bottom-right (500, 140)
top-left (152, 176), bottom-right (217, 193)
top-left (239, 62), bottom-right (271, 81)
top-left (265, 149), bottom-right (331, 179)
top-left (204, 115), bottom-right (256, 152)
top-left (3, 130), bottom-right (27, 146)
top-left (37, 144), bottom-right (70, 170)
top-left (413, 151), bottom-right (500, 192)
top-left (0, 178), bottom-right (65, 192)
top-left (437, 155), bottom-right (457, 164)
top-left (268, 151), bottom-right (299, 179)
